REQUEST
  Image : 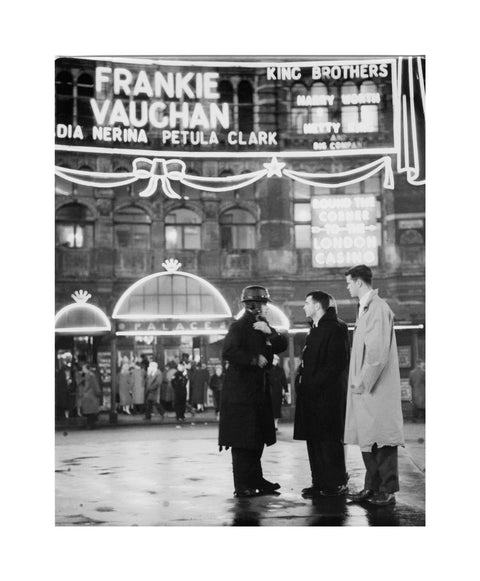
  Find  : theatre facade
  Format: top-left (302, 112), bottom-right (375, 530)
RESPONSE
top-left (55, 55), bottom-right (425, 410)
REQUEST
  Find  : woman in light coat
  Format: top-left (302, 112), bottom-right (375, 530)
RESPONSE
top-left (144, 362), bottom-right (164, 419)
top-left (79, 363), bottom-right (102, 429)
top-left (118, 363), bottom-right (133, 414)
top-left (131, 361), bottom-right (146, 412)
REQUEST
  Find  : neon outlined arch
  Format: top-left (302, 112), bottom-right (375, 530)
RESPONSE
top-left (55, 302), bottom-right (111, 334)
top-left (112, 270), bottom-right (232, 321)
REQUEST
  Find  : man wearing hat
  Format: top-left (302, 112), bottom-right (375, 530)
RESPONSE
top-left (219, 285), bottom-right (288, 498)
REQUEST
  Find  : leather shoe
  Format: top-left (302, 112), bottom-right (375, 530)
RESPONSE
top-left (319, 484), bottom-right (348, 497)
top-left (234, 488), bottom-right (260, 498)
top-left (301, 486), bottom-right (323, 498)
top-left (258, 479), bottom-right (281, 493)
top-left (367, 492), bottom-right (396, 506)
top-left (347, 489), bottom-right (374, 502)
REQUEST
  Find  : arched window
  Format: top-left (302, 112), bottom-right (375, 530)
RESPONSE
top-left (291, 82), bottom-right (308, 133)
top-left (341, 80), bottom-right (379, 133)
top-left (114, 205), bottom-right (151, 249)
top-left (77, 73), bottom-right (94, 125)
top-left (218, 80), bottom-right (235, 136)
top-left (56, 203), bottom-right (94, 249)
top-left (310, 82), bottom-right (329, 128)
top-left (165, 208), bottom-right (201, 250)
top-left (220, 208), bottom-right (255, 251)
top-left (55, 71), bottom-right (73, 123)
top-left (218, 80), bottom-right (234, 104)
top-left (340, 81), bottom-right (358, 133)
top-left (359, 81), bottom-right (379, 132)
top-left (238, 80), bottom-right (254, 132)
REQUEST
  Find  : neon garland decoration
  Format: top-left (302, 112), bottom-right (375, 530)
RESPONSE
top-left (283, 156), bottom-right (393, 190)
top-left (55, 56), bottom-right (424, 193)
top-left (55, 155), bottom-right (394, 198)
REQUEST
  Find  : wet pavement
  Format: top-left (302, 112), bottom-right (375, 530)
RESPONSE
top-left (55, 420), bottom-right (425, 526)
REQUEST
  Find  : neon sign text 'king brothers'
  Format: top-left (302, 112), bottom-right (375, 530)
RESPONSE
top-left (91, 67), bottom-right (230, 130)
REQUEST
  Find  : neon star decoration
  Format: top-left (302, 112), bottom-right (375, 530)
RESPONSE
top-left (263, 157), bottom-right (286, 177)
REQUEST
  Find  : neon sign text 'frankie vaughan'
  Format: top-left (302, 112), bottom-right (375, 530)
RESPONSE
top-left (91, 67), bottom-right (230, 130)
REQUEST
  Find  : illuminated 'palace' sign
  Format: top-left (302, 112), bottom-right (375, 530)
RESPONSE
top-left (116, 319), bottom-right (229, 336)
top-left (55, 57), bottom-right (396, 156)
top-left (311, 194), bottom-right (381, 268)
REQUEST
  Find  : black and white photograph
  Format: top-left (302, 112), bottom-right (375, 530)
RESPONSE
top-left (5, 2), bottom-right (479, 579)
top-left (54, 54), bottom-right (426, 526)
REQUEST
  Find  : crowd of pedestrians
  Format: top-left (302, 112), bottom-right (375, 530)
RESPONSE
top-left (55, 356), bottom-right (102, 429)
top-left (112, 355), bottom-right (226, 423)
top-left (55, 352), bottom-right (228, 428)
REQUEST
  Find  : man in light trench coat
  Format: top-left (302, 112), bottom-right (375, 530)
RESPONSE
top-left (344, 265), bottom-right (404, 506)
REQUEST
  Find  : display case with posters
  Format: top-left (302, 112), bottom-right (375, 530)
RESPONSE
top-left (97, 351), bottom-right (112, 410)
top-left (401, 377), bottom-right (412, 402)
top-left (397, 345), bottom-right (412, 368)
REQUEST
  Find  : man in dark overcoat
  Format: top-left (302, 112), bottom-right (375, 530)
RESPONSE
top-left (294, 290), bottom-right (350, 497)
top-left (219, 285), bottom-right (288, 498)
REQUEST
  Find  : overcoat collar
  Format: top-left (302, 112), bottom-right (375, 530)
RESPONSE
top-left (360, 289), bottom-right (378, 315)
top-left (309, 307), bottom-right (338, 328)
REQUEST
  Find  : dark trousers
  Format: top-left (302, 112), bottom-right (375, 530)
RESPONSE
top-left (231, 447), bottom-right (264, 491)
top-left (173, 388), bottom-right (187, 420)
top-left (144, 400), bottom-right (165, 419)
top-left (306, 440), bottom-right (347, 490)
top-left (362, 444), bottom-right (399, 493)
top-left (212, 389), bottom-right (221, 413)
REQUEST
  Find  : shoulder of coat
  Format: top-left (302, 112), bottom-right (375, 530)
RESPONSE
top-left (371, 295), bottom-right (395, 317)
top-left (228, 319), bottom-right (243, 331)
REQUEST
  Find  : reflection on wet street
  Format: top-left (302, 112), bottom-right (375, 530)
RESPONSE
top-left (55, 423), bottom-right (424, 526)
top-left (229, 492), bottom-right (424, 526)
